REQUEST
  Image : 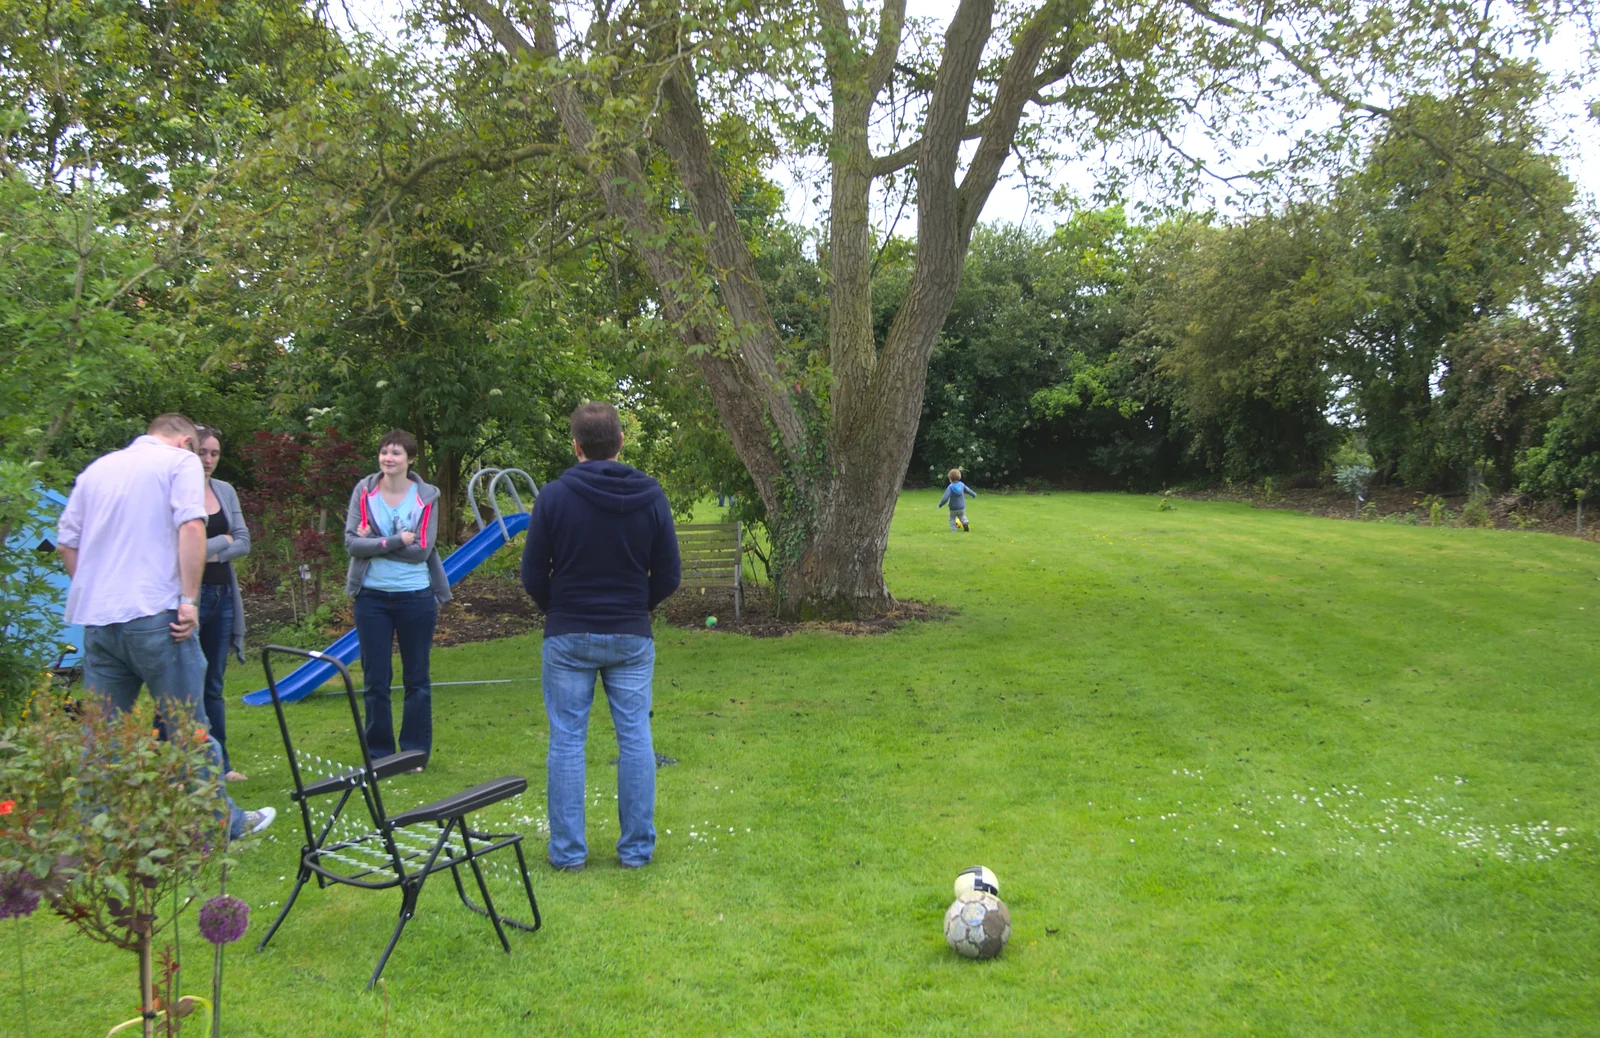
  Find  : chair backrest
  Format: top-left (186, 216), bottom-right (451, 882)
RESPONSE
top-left (676, 522), bottom-right (742, 591)
top-left (261, 645), bottom-right (395, 842)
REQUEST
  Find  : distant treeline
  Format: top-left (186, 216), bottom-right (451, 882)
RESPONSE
top-left (891, 196), bottom-right (1595, 501)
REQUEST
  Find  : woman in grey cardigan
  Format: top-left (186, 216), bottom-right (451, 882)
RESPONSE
top-left (344, 429), bottom-right (450, 765)
top-left (196, 426), bottom-right (251, 781)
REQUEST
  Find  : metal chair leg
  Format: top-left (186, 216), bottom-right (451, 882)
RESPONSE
top-left (460, 821), bottom-right (511, 952)
top-left (511, 839), bottom-right (542, 933)
top-left (257, 863), bottom-right (311, 953)
top-left (368, 882), bottom-right (420, 990)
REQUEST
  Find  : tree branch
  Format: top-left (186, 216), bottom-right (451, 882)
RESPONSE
top-left (1177, 0), bottom-right (1546, 205)
top-left (461, 0), bottom-right (798, 514)
top-left (1176, 0), bottom-right (1392, 120)
top-left (461, 0), bottom-right (547, 56)
top-left (654, 66), bottom-right (807, 456)
top-left (957, 0), bottom-right (1086, 240)
top-left (389, 141), bottom-right (560, 194)
top-left (870, 117), bottom-right (987, 177)
top-left (865, 0), bottom-right (908, 102)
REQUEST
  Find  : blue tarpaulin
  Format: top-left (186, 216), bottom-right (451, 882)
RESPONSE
top-left (4, 486), bottom-right (83, 668)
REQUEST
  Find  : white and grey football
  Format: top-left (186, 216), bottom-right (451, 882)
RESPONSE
top-left (943, 891), bottom-right (1012, 959)
top-left (953, 865), bottom-right (1000, 899)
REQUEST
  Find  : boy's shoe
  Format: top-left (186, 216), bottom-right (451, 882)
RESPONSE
top-left (549, 860), bottom-right (586, 873)
top-left (960, 517), bottom-right (970, 531)
top-left (242, 806), bottom-right (276, 835)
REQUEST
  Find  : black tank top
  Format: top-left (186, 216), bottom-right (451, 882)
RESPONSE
top-left (203, 506), bottom-right (231, 585)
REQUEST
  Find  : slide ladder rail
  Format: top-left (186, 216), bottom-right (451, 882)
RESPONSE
top-left (467, 466), bottom-right (540, 541)
top-left (243, 471), bottom-right (537, 707)
top-left (465, 467), bottom-right (501, 533)
top-left (489, 469), bottom-right (539, 533)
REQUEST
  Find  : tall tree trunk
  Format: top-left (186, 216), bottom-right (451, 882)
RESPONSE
top-left (430, 448), bottom-right (463, 548)
top-left (463, 0), bottom-right (1082, 618)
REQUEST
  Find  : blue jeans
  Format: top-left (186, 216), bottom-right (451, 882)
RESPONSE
top-left (353, 588), bottom-right (437, 758)
top-left (541, 633), bottom-right (657, 867)
top-left (197, 584), bottom-right (234, 771)
top-left (83, 611), bottom-right (247, 840)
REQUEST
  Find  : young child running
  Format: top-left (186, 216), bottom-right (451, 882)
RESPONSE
top-left (937, 468), bottom-right (977, 532)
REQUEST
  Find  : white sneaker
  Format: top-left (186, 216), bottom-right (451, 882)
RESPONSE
top-left (242, 806), bottom-right (276, 835)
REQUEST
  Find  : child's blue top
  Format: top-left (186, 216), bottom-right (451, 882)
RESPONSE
top-left (363, 485), bottom-right (430, 592)
top-left (937, 481), bottom-right (977, 510)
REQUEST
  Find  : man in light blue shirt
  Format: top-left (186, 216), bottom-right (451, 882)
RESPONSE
top-left (58, 414), bottom-right (274, 839)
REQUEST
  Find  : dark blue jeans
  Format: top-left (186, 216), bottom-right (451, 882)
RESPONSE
top-left (353, 588), bottom-right (437, 759)
top-left (197, 583), bottom-right (234, 771)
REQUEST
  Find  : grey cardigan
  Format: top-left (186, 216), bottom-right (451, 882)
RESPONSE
top-left (205, 478), bottom-right (251, 662)
top-left (342, 472), bottom-right (452, 604)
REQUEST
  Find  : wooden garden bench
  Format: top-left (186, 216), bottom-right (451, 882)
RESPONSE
top-left (675, 522), bottom-right (744, 620)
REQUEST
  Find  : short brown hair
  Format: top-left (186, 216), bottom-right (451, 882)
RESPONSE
top-left (194, 425), bottom-right (223, 451)
top-left (948, 468), bottom-right (961, 482)
top-left (148, 413), bottom-right (198, 447)
top-left (378, 429), bottom-right (418, 460)
top-left (571, 402), bottom-right (622, 460)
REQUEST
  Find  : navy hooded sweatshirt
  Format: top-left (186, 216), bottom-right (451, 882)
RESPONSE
top-left (520, 460), bottom-right (681, 638)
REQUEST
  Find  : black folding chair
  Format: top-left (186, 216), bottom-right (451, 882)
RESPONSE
top-left (255, 645), bottom-right (541, 988)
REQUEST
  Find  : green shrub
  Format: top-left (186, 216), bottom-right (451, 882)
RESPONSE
top-left (1461, 487), bottom-right (1493, 528)
top-left (1422, 495), bottom-right (1449, 526)
top-left (261, 604), bottom-right (338, 649)
top-left (1335, 465), bottom-right (1375, 517)
top-left (0, 699), bottom-right (229, 1026)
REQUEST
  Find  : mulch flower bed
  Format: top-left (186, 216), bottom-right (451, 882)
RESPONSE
top-left (656, 583), bottom-right (949, 638)
top-left (245, 573), bottom-right (946, 649)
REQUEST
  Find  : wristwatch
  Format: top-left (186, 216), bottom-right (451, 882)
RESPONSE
top-left (181, 595), bottom-right (198, 607)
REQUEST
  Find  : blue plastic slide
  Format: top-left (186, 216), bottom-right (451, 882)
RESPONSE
top-left (242, 511), bottom-right (531, 706)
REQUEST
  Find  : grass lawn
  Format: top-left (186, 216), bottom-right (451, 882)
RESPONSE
top-left (14, 492), bottom-right (1600, 1036)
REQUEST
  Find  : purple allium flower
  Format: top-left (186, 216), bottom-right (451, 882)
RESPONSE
top-left (0, 869), bottom-right (40, 920)
top-left (198, 895), bottom-right (249, 945)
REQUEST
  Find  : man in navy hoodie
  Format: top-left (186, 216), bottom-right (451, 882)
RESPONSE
top-left (522, 402), bottom-right (681, 871)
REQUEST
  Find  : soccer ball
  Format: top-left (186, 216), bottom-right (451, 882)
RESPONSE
top-left (943, 891), bottom-right (1011, 959)
top-left (953, 865), bottom-right (999, 898)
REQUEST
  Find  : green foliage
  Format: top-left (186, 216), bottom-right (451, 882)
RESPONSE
top-left (0, 0), bottom-right (338, 198)
top-left (1438, 317), bottom-right (1562, 491)
top-left (1142, 211), bottom-right (1349, 482)
top-left (1335, 465), bottom-right (1376, 513)
top-left (903, 212), bottom-right (1179, 489)
top-left (1331, 441), bottom-right (1375, 471)
top-left (1460, 486), bottom-right (1494, 528)
top-left (1422, 494), bottom-right (1451, 526)
top-left (913, 218), bottom-right (1142, 484)
top-left (0, 171), bottom-right (165, 479)
top-left (1517, 273), bottom-right (1600, 505)
top-left (260, 603), bottom-right (338, 650)
top-left (1338, 74), bottom-right (1582, 487)
top-left (198, 39), bottom-right (630, 534)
